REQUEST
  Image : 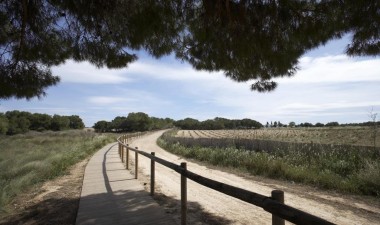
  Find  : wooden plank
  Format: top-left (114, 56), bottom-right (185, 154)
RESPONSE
top-left (76, 143), bottom-right (176, 225)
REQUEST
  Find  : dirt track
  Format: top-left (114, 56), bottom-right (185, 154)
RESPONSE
top-left (129, 130), bottom-right (380, 225)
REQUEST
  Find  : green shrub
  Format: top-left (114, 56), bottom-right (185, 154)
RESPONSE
top-left (356, 161), bottom-right (380, 196)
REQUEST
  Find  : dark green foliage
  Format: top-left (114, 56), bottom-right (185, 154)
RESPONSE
top-left (93, 120), bottom-right (111, 133)
top-left (111, 116), bottom-right (127, 132)
top-left (123, 112), bottom-right (152, 132)
top-left (315, 122), bottom-right (325, 127)
top-left (0, 63), bottom-right (60, 100)
top-left (93, 112), bottom-right (174, 133)
top-left (178, 0), bottom-right (378, 91)
top-left (29, 113), bottom-right (51, 131)
top-left (175, 117), bottom-right (263, 130)
top-left (0, 113), bottom-right (8, 135)
top-left (1, 0), bottom-right (379, 99)
top-left (67, 115), bottom-right (85, 129)
top-left (151, 117), bottom-right (175, 130)
top-left (326, 122), bottom-right (340, 127)
top-left (175, 118), bottom-right (201, 130)
top-left (50, 115), bottom-right (70, 131)
top-left (0, 0), bottom-right (181, 99)
top-left (344, 0), bottom-right (380, 56)
top-left (299, 122), bottom-right (313, 127)
top-left (5, 111), bottom-right (31, 135)
top-left (2, 110), bottom-right (85, 135)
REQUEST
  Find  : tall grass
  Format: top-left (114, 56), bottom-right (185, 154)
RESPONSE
top-left (158, 130), bottom-right (380, 197)
top-left (0, 130), bottom-right (117, 212)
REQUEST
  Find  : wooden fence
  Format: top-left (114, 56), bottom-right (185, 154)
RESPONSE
top-left (117, 134), bottom-right (335, 225)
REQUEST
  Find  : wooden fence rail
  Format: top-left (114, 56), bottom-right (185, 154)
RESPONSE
top-left (117, 134), bottom-right (335, 225)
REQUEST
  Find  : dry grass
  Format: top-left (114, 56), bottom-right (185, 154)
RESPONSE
top-left (0, 130), bottom-right (118, 213)
top-left (160, 128), bottom-right (380, 197)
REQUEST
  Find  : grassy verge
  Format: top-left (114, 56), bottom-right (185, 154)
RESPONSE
top-left (158, 130), bottom-right (380, 197)
top-left (0, 130), bottom-right (118, 212)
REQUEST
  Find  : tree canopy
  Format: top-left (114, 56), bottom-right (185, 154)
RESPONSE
top-left (93, 112), bottom-right (174, 132)
top-left (0, 110), bottom-right (85, 135)
top-left (1, 0), bottom-right (379, 99)
top-left (174, 117), bottom-right (263, 130)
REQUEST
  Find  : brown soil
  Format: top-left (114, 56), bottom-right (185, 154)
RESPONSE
top-left (0, 158), bottom-right (89, 225)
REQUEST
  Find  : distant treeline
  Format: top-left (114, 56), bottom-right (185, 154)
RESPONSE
top-left (93, 112), bottom-right (175, 133)
top-left (93, 115), bottom-right (263, 133)
top-left (281, 121), bottom-right (380, 128)
top-left (0, 110), bottom-right (85, 135)
top-left (174, 117), bottom-right (263, 130)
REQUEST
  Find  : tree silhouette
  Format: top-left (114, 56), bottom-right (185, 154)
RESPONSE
top-left (1, 0), bottom-right (379, 99)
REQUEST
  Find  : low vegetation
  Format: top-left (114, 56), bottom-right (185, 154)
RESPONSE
top-left (0, 130), bottom-right (117, 213)
top-left (158, 129), bottom-right (380, 197)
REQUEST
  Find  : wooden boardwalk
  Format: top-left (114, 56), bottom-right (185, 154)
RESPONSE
top-left (76, 143), bottom-right (176, 225)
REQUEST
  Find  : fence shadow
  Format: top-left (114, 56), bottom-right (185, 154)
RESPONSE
top-left (0, 189), bottom-right (233, 225)
top-left (0, 196), bottom-right (79, 225)
top-left (152, 191), bottom-right (233, 225)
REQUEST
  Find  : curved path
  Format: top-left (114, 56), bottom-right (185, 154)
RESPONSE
top-left (128, 130), bottom-right (380, 225)
top-left (75, 143), bottom-right (175, 225)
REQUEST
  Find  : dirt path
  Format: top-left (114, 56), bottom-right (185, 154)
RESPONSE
top-left (129, 130), bottom-right (380, 225)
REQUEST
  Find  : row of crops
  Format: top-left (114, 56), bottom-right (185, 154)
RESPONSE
top-left (159, 129), bottom-right (380, 196)
top-left (176, 127), bottom-right (379, 146)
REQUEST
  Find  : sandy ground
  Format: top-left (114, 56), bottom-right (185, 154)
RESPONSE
top-left (0, 158), bottom-right (88, 225)
top-left (128, 130), bottom-right (380, 225)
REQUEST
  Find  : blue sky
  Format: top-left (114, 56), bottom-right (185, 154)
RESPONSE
top-left (1, 36), bottom-right (380, 127)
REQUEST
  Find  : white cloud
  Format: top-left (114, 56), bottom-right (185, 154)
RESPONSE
top-left (52, 60), bottom-right (132, 84)
top-left (126, 60), bottom-right (223, 81)
top-left (87, 96), bottom-right (135, 105)
top-left (278, 101), bottom-right (380, 112)
top-left (51, 58), bottom-right (225, 84)
top-left (277, 55), bottom-right (380, 83)
top-left (0, 106), bottom-right (84, 115)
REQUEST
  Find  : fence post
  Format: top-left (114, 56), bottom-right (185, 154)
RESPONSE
top-left (181, 162), bottom-right (187, 225)
top-left (126, 144), bottom-right (129, 169)
top-left (150, 152), bottom-right (155, 196)
top-left (271, 190), bottom-right (285, 225)
top-left (118, 143), bottom-right (121, 157)
top-left (121, 143), bottom-right (124, 163)
top-left (135, 147), bottom-right (139, 179)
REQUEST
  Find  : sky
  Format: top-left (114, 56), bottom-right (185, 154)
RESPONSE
top-left (1, 36), bottom-right (380, 127)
